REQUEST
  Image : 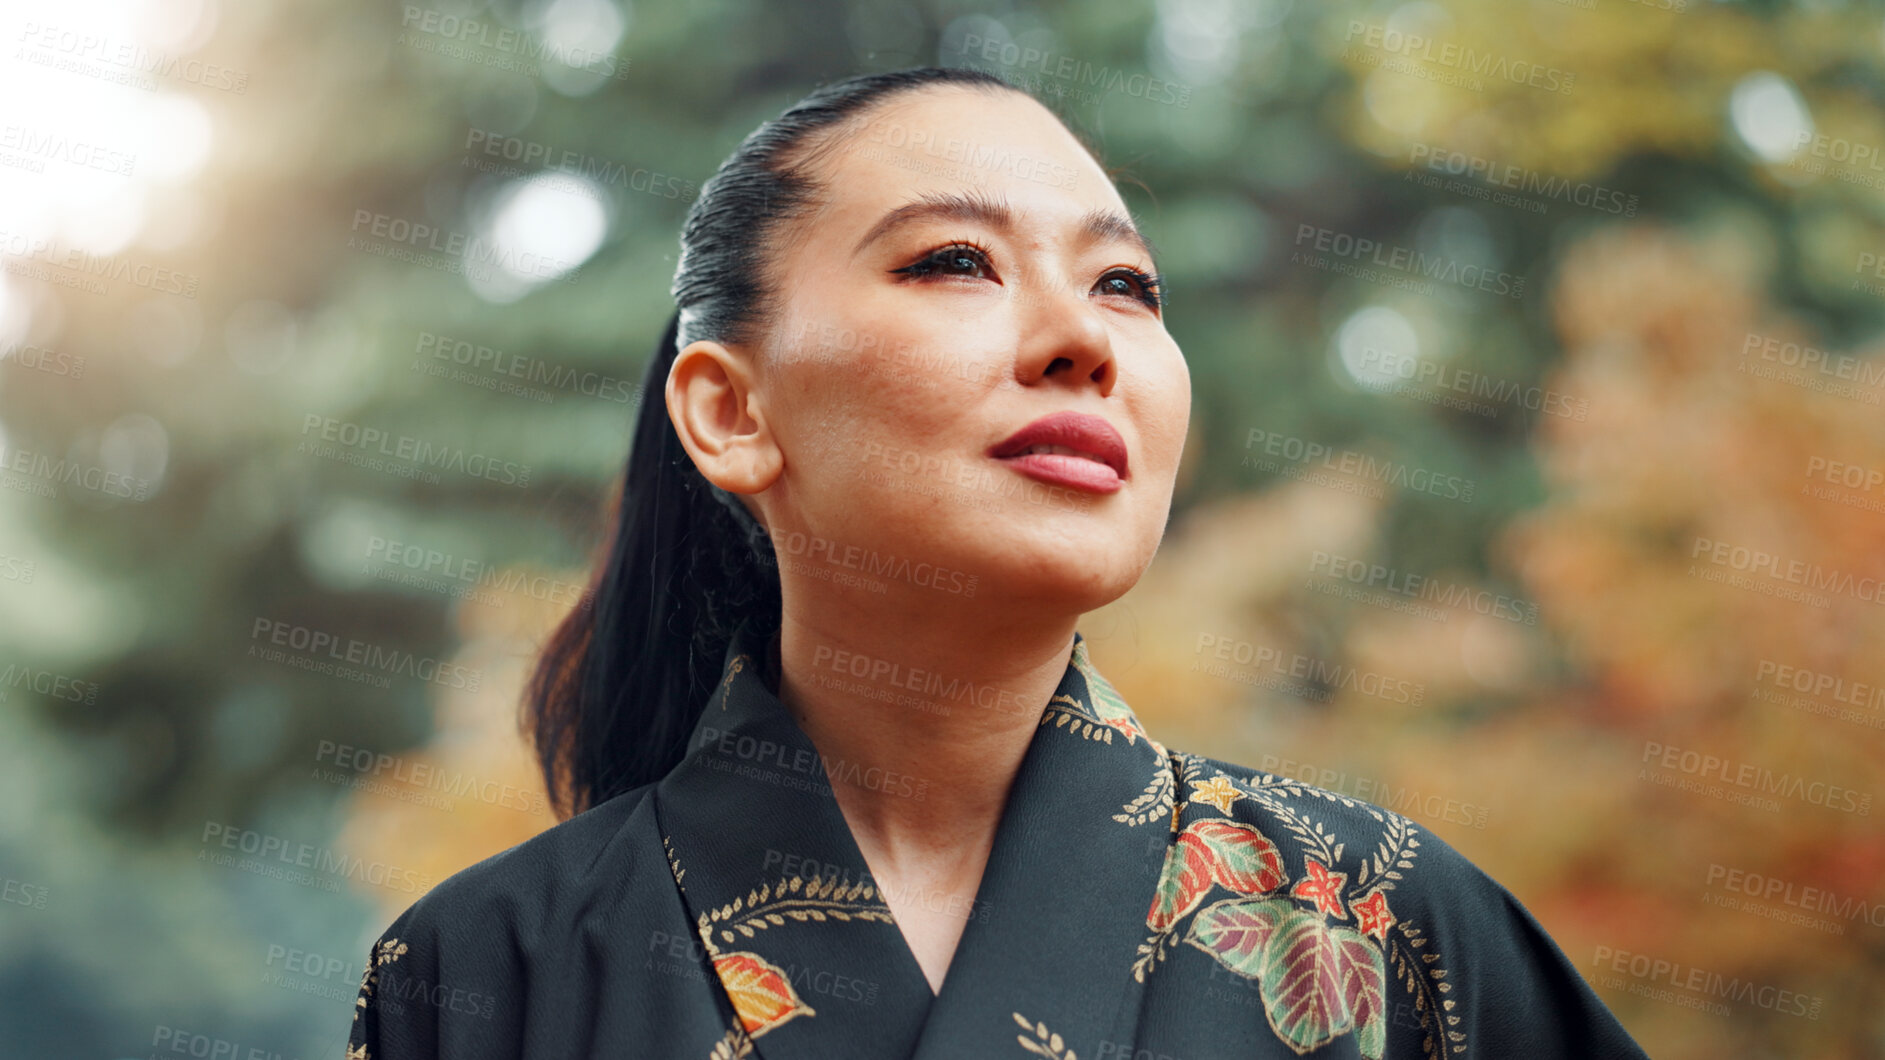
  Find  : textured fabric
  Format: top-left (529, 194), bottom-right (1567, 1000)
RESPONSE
top-left (346, 617), bottom-right (1649, 1059)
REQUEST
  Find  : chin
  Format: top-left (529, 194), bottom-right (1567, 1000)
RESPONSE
top-left (980, 547), bottom-right (1143, 614)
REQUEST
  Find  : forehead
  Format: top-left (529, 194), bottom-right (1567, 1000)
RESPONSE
top-left (803, 85), bottom-right (1134, 243)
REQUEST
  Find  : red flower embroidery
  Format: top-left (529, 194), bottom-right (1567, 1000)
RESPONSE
top-left (1352, 889), bottom-right (1395, 941)
top-left (1291, 858), bottom-right (1348, 919)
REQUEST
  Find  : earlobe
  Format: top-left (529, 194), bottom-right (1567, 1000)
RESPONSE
top-left (665, 338), bottom-right (783, 495)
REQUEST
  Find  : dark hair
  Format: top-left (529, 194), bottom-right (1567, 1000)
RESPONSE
top-left (524, 66), bottom-right (1030, 819)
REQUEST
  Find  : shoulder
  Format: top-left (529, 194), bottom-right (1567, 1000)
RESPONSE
top-left (1173, 747), bottom-right (1534, 929)
top-left (374, 782), bottom-right (660, 950)
top-left (345, 786), bottom-right (663, 1057)
top-left (1168, 747), bottom-right (1648, 1058)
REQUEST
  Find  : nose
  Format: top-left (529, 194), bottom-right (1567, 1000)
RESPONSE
top-left (1010, 272), bottom-right (1117, 396)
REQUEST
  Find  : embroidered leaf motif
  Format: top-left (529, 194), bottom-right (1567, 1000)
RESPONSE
top-left (713, 951), bottom-right (815, 1037)
top-left (1182, 896), bottom-right (1290, 976)
top-left (1146, 830), bottom-right (1216, 932)
top-left (1332, 925), bottom-right (1388, 1060)
top-left (1190, 819), bottom-right (1286, 895)
top-left (1186, 899), bottom-right (1393, 1058)
top-left (1115, 759), bottom-right (1175, 826)
top-left (1254, 903), bottom-right (1353, 1053)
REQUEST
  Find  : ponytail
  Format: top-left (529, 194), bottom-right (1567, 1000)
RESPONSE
top-left (524, 308), bottom-right (780, 818)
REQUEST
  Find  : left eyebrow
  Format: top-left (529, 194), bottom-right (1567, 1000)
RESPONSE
top-left (850, 189), bottom-right (1159, 268)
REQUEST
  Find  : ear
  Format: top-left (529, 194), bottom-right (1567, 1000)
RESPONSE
top-left (665, 338), bottom-right (783, 496)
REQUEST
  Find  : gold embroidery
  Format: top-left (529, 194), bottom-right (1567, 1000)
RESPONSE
top-left (1012, 1011), bottom-right (1078, 1059)
top-left (664, 833), bottom-right (686, 890)
top-left (717, 656), bottom-right (747, 712)
top-left (697, 873), bottom-right (894, 952)
top-left (1189, 775), bottom-right (1244, 814)
top-left (706, 1020), bottom-right (754, 1059)
top-left (347, 936), bottom-right (410, 1059)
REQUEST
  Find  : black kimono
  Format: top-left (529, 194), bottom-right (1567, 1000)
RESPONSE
top-left (346, 618), bottom-right (1649, 1059)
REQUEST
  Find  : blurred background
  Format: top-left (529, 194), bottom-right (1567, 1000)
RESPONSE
top-left (1, 0), bottom-right (1882, 1056)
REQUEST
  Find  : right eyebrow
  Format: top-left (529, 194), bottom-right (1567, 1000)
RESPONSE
top-left (850, 188), bottom-right (1161, 271)
top-left (851, 189), bottom-right (1016, 260)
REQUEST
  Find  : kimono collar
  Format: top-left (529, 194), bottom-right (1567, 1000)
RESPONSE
top-left (653, 616), bottom-right (1179, 1060)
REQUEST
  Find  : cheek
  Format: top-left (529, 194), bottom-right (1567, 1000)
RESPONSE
top-left (775, 359), bottom-right (969, 492)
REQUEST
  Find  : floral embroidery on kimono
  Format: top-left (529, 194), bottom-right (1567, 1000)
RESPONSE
top-left (345, 619), bottom-right (1647, 1060)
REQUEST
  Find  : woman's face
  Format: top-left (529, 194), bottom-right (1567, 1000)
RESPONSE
top-left (688, 85), bottom-right (1190, 618)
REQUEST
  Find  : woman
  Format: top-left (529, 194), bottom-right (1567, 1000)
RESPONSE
top-left (346, 67), bottom-right (1648, 1060)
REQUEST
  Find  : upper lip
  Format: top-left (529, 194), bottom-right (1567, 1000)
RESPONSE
top-left (988, 411), bottom-right (1129, 479)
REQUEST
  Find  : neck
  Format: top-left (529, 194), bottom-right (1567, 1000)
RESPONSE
top-left (771, 600), bottom-right (1077, 873)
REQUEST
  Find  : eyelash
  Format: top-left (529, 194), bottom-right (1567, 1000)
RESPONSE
top-left (891, 240), bottom-right (1165, 311)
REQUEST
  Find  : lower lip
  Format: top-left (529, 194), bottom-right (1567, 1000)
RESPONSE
top-left (993, 453), bottom-right (1123, 494)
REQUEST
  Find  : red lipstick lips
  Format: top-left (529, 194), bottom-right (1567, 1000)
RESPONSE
top-left (988, 411), bottom-right (1129, 494)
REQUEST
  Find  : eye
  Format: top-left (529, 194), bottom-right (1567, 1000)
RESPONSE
top-left (1094, 267), bottom-right (1164, 311)
top-left (892, 241), bottom-right (997, 282)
